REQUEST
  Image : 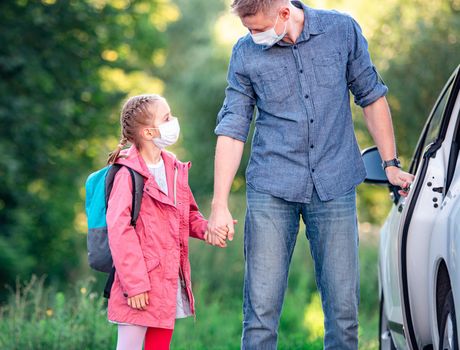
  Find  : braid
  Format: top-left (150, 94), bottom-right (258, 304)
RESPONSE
top-left (107, 94), bottom-right (163, 165)
top-left (121, 94), bottom-right (162, 142)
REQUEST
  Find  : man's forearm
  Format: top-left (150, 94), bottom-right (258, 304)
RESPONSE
top-left (212, 135), bottom-right (245, 208)
top-left (362, 96), bottom-right (397, 161)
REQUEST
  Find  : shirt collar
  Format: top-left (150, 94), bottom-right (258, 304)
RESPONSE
top-left (262, 1), bottom-right (325, 50)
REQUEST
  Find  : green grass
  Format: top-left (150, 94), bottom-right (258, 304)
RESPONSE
top-left (0, 194), bottom-right (381, 349)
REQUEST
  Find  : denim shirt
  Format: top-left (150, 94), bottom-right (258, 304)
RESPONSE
top-left (215, 1), bottom-right (388, 203)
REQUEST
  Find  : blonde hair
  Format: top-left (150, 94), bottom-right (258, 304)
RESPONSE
top-left (107, 94), bottom-right (164, 164)
top-left (231, 0), bottom-right (289, 17)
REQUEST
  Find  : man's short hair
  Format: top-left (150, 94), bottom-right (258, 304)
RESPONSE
top-left (231, 0), bottom-right (289, 18)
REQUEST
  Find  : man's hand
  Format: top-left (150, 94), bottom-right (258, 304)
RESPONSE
top-left (205, 218), bottom-right (238, 248)
top-left (385, 166), bottom-right (415, 197)
top-left (204, 225), bottom-right (229, 248)
top-left (208, 204), bottom-right (235, 241)
top-left (127, 292), bottom-right (149, 310)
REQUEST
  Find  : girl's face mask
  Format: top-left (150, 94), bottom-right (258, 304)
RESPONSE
top-left (148, 117), bottom-right (180, 149)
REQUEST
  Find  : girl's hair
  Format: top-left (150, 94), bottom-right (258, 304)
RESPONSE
top-left (107, 94), bottom-right (164, 164)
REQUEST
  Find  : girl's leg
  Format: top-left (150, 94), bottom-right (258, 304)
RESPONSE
top-left (116, 324), bottom-right (148, 350)
top-left (144, 327), bottom-right (174, 350)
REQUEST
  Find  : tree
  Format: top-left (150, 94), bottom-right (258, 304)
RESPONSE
top-left (0, 0), bottom-right (170, 298)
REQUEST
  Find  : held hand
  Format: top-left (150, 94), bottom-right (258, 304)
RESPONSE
top-left (204, 219), bottom-right (238, 248)
top-left (127, 292), bottom-right (149, 310)
top-left (208, 204), bottom-right (236, 241)
top-left (204, 226), bottom-right (228, 248)
top-left (385, 167), bottom-right (415, 197)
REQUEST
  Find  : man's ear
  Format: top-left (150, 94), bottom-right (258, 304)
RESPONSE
top-left (279, 6), bottom-right (290, 21)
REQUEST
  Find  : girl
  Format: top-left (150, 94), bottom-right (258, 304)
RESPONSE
top-left (106, 94), bottom-right (227, 350)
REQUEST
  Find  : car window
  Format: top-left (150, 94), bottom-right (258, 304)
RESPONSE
top-left (410, 79), bottom-right (454, 174)
top-left (422, 82), bottom-right (454, 152)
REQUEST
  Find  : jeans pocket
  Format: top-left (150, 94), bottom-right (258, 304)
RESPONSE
top-left (313, 52), bottom-right (342, 88)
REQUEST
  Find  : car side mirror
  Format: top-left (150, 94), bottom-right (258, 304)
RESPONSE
top-left (362, 146), bottom-right (389, 184)
top-left (361, 146), bottom-right (401, 204)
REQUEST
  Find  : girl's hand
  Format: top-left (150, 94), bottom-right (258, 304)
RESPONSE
top-left (127, 292), bottom-right (149, 310)
top-left (204, 220), bottom-right (238, 248)
top-left (205, 227), bottom-right (228, 248)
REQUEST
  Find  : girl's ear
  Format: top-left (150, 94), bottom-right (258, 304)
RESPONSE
top-left (141, 127), bottom-right (160, 139)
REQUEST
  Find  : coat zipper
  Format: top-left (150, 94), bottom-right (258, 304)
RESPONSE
top-left (174, 165), bottom-right (194, 319)
top-left (173, 166), bottom-right (178, 206)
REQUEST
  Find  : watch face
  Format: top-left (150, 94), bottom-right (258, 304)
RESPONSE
top-left (382, 158), bottom-right (401, 169)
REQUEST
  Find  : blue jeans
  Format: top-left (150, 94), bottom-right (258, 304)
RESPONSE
top-left (241, 184), bottom-right (359, 350)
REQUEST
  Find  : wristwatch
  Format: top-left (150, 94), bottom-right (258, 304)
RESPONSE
top-left (382, 157), bottom-right (401, 170)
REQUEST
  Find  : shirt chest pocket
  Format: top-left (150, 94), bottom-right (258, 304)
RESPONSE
top-left (312, 53), bottom-right (342, 89)
top-left (256, 66), bottom-right (292, 103)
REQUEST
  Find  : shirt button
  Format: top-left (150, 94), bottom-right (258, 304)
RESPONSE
top-left (312, 168), bottom-right (315, 173)
top-left (310, 145), bottom-right (314, 149)
top-left (310, 119), bottom-right (314, 123)
top-left (304, 94), bottom-right (309, 99)
top-left (299, 69), bottom-right (303, 73)
top-left (293, 45), bottom-right (298, 50)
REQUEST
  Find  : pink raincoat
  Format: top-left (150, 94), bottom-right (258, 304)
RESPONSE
top-left (106, 145), bottom-right (207, 329)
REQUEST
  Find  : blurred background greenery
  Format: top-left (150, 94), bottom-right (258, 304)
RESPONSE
top-left (0, 0), bottom-right (459, 348)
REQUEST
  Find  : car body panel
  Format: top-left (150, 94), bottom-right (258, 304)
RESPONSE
top-left (370, 64), bottom-right (460, 350)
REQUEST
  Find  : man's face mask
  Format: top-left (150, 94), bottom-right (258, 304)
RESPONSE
top-left (250, 13), bottom-right (287, 47)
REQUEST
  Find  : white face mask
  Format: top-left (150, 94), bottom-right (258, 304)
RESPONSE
top-left (251, 14), bottom-right (287, 47)
top-left (152, 117), bottom-right (180, 149)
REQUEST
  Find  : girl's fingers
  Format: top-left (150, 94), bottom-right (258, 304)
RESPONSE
top-left (206, 230), bottom-right (213, 244)
top-left (215, 235), bottom-right (227, 247)
top-left (145, 292), bottom-right (149, 305)
top-left (213, 228), bottom-right (228, 239)
top-left (127, 297), bottom-right (131, 308)
top-left (208, 232), bottom-right (214, 245)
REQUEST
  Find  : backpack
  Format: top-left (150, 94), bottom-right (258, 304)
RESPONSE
top-left (85, 164), bottom-right (144, 298)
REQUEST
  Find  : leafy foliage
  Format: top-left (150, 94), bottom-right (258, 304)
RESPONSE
top-left (0, 0), bottom-right (166, 298)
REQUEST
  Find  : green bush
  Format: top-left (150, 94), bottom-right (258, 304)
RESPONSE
top-left (0, 235), bottom-right (379, 349)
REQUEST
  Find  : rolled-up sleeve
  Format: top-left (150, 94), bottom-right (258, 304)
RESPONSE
top-left (346, 16), bottom-right (388, 108)
top-left (215, 41), bottom-right (255, 142)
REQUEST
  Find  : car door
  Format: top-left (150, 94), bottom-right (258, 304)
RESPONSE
top-left (381, 67), bottom-right (458, 349)
top-left (398, 67), bottom-right (460, 350)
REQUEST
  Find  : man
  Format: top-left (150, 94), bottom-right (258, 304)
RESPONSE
top-left (206, 0), bottom-right (415, 349)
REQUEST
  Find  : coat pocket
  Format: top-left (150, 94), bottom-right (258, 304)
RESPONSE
top-left (145, 257), bottom-right (160, 272)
